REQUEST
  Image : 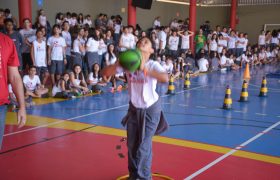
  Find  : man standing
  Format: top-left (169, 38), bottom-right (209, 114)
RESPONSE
top-left (0, 32), bottom-right (26, 149)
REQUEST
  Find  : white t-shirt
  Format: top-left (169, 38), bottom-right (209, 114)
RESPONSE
top-left (164, 63), bottom-right (173, 74)
top-left (209, 39), bottom-right (218, 51)
top-left (73, 38), bottom-right (83, 54)
top-left (220, 55), bottom-right (228, 65)
top-left (154, 38), bottom-right (160, 50)
top-left (271, 37), bottom-right (279, 44)
top-left (236, 37), bottom-right (246, 49)
top-left (88, 73), bottom-right (101, 85)
top-left (19, 28), bottom-right (36, 53)
top-left (70, 18), bottom-right (77, 26)
top-left (258, 35), bottom-right (265, 46)
top-left (120, 34), bottom-right (135, 52)
top-left (39, 15), bottom-right (47, 27)
top-left (98, 39), bottom-right (107, 55)
top-left (153, 19), bottom-right (161, 28)
top-left (86, 37), bottom-right (99, 52)
top-left (23, 75), bottom-right (41, 91)
top-left (218, 39), bottom-right (227, 53)
top-left (159, 31), bottom-right (167, 50)
top-left (244, 38), bottom-right (248, 51)
top-left (168, 36), bottom-right (179, 51)
top-left (114, 24), bottom-right (121, 34)
top-left (8, 84), bottom-right (16, 99)
top-left (105, 53), bottom-right (117, 65)
top-left (228, 36), bottom-right (236, 49)
top-left (62, 31), bottom-right (72, 56)
top-left (33, 40), bottom-right (47, 67)
top-left (123, 60), bottom-right (166, 108)
top-left (181, 35), bottom-right (190, 49)
top-left (198, 58), bottom-right (209, 72)
top-left (83, 19), bottom-right (92, 27)
top-left (47, 36), bottom-right (66, 61)
top-left (259, 52), bottom-right (266, 59)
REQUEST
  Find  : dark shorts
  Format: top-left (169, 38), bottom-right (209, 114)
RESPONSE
top-left (50, 60), bottom-right (64, 75)
top-left (22, 53), bottom-right (33, 70)
top-left (36, 67), bottom-right (49, 76)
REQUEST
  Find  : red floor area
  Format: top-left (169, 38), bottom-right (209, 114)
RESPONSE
top-left (0, 125), bottom-right (279, 180)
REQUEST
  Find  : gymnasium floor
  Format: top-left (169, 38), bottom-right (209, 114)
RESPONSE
top-left (1, 64), bottom-right (280, 180)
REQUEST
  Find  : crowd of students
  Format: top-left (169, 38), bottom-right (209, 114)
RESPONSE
top-left (0, 8), bottom-right (279, 109)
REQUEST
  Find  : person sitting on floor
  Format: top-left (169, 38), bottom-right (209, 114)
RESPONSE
top-left (23, 66), bottom-right (49, 98)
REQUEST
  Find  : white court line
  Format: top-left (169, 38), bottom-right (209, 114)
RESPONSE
top-left (5, 85), bottom-right (207, 137)
top-left (178, 104), bottom-right (189, 107)
top-left (196, 106), bottom-right (206, 109)
top-left (184, 120), bottom-right (280, 180)
top-left (4, 104), bottom-right (129, 137)
top-left (234, 110), bottom-right (244, 113)
top-left (255, 113), bottom-right (267, 116)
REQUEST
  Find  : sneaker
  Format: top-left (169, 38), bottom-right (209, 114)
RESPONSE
top-left (117, 85), bottom-right (123, 91)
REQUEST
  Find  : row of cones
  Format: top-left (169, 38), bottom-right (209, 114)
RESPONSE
top-left (223, 76), bottom-right (268, 110)
top-left (167, 73), bottom-right (191, 95)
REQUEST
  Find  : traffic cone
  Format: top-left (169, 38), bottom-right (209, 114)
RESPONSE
top-left (259, 76), bottom-right (268, 97)
top-left (243, 63), bottom-right (251, 80)
top-left (167, 76), bottom-right (175, 95)
top-left (184, 73), bottom-right (191, 90)
top-left (239, 80), bottom-right (249, 102)
top-left (223, 85), bottom-right (232, 110)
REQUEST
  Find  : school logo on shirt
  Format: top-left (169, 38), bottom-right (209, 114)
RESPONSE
top-left (128, 71), bottom-right (147, 84)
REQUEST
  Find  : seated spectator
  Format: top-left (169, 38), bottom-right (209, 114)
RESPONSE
top-left (9, 84), bottom-right (33, 110)
top-left (70, 64), bottom-right (90, 95)
top-left (209, 51), bottom-right (220, 71)
top-left (164, 56), bottom-right (174, 77)
top-left (87, 63), bottom-right (107, 93)
top-left (52, 72), bottom-right (76, 98)
top-left (23, 66), bottom-right (49, 98)
top-left (198, 53), bottom-right (209, 73)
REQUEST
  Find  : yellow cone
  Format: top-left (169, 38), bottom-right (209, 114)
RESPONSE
top-left (223, 85), bottom-right (232, 110)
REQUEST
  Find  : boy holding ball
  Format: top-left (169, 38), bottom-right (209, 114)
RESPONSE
top-left (102, 37), bottom-right (169, 179)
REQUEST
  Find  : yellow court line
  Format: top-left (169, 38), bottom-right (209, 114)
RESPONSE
top-left (5, 113), bottom-right (280, 165)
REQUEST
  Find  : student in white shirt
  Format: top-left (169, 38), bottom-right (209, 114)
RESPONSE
top-left (70, 13), bottom-right (78, 27)
top-left (168, 30), bottom-right (179, 58)
top-left (150, 31), bottom-right (159, 56)
top-left (83, 15), bottom-right (93, 27)
top-left (113, 19), bottom-right (122, 43)
top-left (101, 37), bottom-right (168, 179)
top-left (47, 25), bottom-right (67, 85)
top-left (244, 33), bottom-right (249, 53)
top-left (198, 53), bottom-right (209, 73)
top-left (31, 28), bottom-right (49, 86)
top-left (178, 30), bottom-right (194, 54)
top-left (228, 30), bottom-right (237, 56)
top-left (217, 34), bottom-right (227, 54)
top-left (72, 28), bottom-right (86, 68)
top-left (153, 16), bottom-right (161, 28)
top-left (119, 26), bottom-right (135, 52)
top-left (209, 33), bottom-right (218, 54)
top-left (23, 66), bottom-right (49, 98)
top-left (87, 63), bottom-right (107, 93)
top-left (61, 21), bottom-right (72, 70)
top-left (258, 30), bottom-right (266, 48)
top-left (38, 9), bottom-right (47, 27)
top-left (236, 33), bottom-right (246, 58)
top-left (159, 26), bottom-right (169, 55)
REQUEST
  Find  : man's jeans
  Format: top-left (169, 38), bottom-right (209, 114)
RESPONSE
top-left (0, 105), bottom-right (7, 149)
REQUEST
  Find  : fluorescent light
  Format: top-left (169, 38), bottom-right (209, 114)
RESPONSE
top-left (156, 0), bottom-right (190, 5)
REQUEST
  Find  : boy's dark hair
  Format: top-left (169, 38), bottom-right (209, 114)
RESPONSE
top-left (4, 18), bottom-right (13, 24)
top-left (4, 8), bottom-right (10, 14)
top-left (29, 66), bottom-right (37, 70)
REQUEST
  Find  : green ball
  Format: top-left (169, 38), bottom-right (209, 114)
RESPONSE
top-left (119, 49), bottom-right (141, 72)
